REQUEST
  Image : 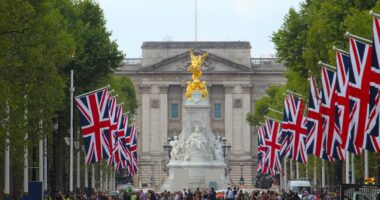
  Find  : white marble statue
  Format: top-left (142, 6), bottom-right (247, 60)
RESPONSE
top-left (214, 136), bottom-right (224, 161)
top-left (170, 136), bottom-right (182, 160)
top-left (184, 125), bottom-right (209, 161)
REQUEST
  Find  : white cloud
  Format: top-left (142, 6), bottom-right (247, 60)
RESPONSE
top-left (233, 0), bottom-right (254, 17)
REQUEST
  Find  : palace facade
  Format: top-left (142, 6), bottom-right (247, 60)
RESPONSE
top-left (115, 41), bottom-right (286, 189)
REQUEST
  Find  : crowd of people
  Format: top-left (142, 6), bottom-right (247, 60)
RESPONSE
top-left (43, 186), bottom-right (337, 200)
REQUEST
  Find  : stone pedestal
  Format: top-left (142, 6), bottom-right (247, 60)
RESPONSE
top-left (161, 91), bottom-right (230, 191)
top-left (162, 161), bottom-right (227, 191)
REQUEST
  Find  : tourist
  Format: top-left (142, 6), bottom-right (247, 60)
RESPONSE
top-left (226, 187), bottom-right (234, 200)
top-left (208, 188), bottom-right (216, 200)
top-left (233, 187), bottom-right (238, 199)
top-left (187, 189), bottom-right (193, 200)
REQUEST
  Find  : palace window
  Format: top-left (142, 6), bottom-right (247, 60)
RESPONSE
top-left (170, 103), bottom-right (179, 119)
top-left (214, 103), bottom-right (222, 119)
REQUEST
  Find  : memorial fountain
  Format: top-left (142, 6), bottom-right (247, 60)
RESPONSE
top-left (161, 50), bottom-right (230, 191)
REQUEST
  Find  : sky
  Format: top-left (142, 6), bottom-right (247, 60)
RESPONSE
top-left (98, 0), bottom-right (303, 58)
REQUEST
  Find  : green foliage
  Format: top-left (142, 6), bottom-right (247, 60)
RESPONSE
top-left (247, 0), bottom-right (380, 182)
top-left (246, 85), bottom-right (285, 126)
top-left (107, 76), bottom-right (138, 116)
top-left (0, 0), bottom-right (133, 193)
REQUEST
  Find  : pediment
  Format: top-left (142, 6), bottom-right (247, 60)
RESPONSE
top-left (137, 51), bottom-right (251, 73)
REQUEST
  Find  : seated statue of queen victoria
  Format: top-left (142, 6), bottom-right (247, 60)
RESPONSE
top-left (184, 125), bottom-right (209, 161)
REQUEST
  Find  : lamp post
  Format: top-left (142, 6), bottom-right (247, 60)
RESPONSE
top-left (163, 137), bottom-right (173, 159)
top-left (221, 137), bottom-right (231, 159)
top-left (239, 163), bottom-right (245, 186)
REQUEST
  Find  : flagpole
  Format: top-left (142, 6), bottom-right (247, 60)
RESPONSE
top-left (318, 61), bottom-right (337, 70)
top-left (74, 86), bottom-right (109, 99)
top-left (39, 112), bottom-right (43, 185)
top-left (286, 90), bottom-right (304, 99)
top-left (296, 162), bottom-right (299, 179)
top-left (345, 151), bottom-right (350, 183)
top-left (91, 165), bottom-right (95, 190)
top-left (351, 153), bottom-right (355, 183)
top-left (370, 10), bottom-right (380, 18)
top-left (364, 150), bottom-right (369, 178)
top-left (23, 94), bottom-right (28, 195)
top-left (333, 46), bottom-right (349, 55)
top-left (4, 101), bottom-right (10, 197)
top-left (84, 162), bottom-right (88, 191)
top-left (70, 70), bottom-right (75, 193)
top-left (284, 159), bottom-right (287, 190)
top-left (313, 158), bottom-right (317, 187)
top-left (77, 140), bottom-right (80, 190)
top-left (321, 160), bottom-right (325, 188)
top-left (290, 160), bottom-right (294, 179)
top-left (44, 137), bottom-right (48, 191)
top-left (345, 32), bottom-right (372, 44)
top-left (105, 170), bottom-right (109, 190)
top-left (100, 168), bottom-right (103, 190)
top-left (195, 0), bottom-right (197, 41)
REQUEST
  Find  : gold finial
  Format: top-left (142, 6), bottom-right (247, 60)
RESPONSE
top-left (185, 49), bottom-right (209, 98)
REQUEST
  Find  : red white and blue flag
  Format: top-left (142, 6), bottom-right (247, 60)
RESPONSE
top-left (75, 87), bottom-right (111, 164)
top-left (116, 113), bottom-right (132, 171)
top-left (257, 125), bottom-right (267, 173)
top-left (348, 38), bottom-right (372, 152)
top-left (263, 118), bottom-right (282, 176)
top-left (125, 125), bottom-right (138, 176)
top-left (320, 66), bottom-right (345, 160)
top-left (280, 95), bottom-right (292, 158)
top-left (362, 18), bottom-right (380, 152)
top-left (107, 97), bottom-right (120, 166)
top-left (335, 51), bottom-right (357, 154)
top-left (306, 77), bottom-right (330, 160)
top-left (282, 94), bottom-right (308, 163)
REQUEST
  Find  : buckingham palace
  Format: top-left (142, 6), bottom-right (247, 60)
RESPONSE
top-left (114, 41), bottom-right (286, 189)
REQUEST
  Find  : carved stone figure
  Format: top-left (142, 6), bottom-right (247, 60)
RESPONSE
top-left (170, 136), bottom-right (181, 160)
top-left (214, 136), bottom-right (224, 161)
top-left (184, 125), bottom-right (209, 161)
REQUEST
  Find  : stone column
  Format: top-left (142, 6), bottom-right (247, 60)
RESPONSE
top-left (158, 85), bottom-right (168, 186)
top-left (159, 85), bottom-right (168, 152)
top-left (224, 85), bottom-right (234, 148)
top-left (139, 85), bottom-right (151, 153)
top-left (241, 85), bottom-right (252, 154)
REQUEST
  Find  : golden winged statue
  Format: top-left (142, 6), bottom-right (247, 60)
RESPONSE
top-left (185, 49), bottom-right (209, 98)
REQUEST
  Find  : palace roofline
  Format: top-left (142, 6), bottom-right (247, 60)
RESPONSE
top-left (141, 41), bottom-right (251, 49)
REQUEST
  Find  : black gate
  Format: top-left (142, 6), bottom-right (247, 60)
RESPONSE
top-left (339, 184), bottom-right (379, 200)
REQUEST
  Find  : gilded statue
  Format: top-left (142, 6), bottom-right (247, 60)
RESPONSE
top-left (185, 49), bottom-right (209, 98)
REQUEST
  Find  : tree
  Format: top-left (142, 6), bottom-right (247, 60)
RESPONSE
top-left (247, 0), bottom-right (380, 186)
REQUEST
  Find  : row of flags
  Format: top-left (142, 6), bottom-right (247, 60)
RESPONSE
top-left (75, 87), bottom-right (139, 176)
top-left (257, 14), bottom-right (380, 176)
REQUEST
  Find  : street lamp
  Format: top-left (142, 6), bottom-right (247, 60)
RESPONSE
top-left (239, 163), bottom-right (245, 186)
top-left (163, 137), bottom-right (173, 159)
top-left (221, 137), bottom-right (231, 159)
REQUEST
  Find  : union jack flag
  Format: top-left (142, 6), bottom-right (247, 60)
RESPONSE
top-left (282, 94), bottom-right (308, 163)
top-left (129, 125), bottom-right (139, 175)
top-left (109, 104), bottom-right (123, 169)
top-left (306, 77), bottom-right (330, 160)
top-left (263, 118), bottom-right (282, 176)
top-left (362, 18), bottom-right (380, 152)
top-left (107, 97), bottom-right (120, 166)
top-left (348, 38), bottom-right (372, 152)
top-left (280, 95), bottom-right (292, 158)
top-left (115, 113), bottom-right (132, 171)
top-left (320, 66), bottom-right (345, 160)
top-left (257, 125), bottom-right (267, 173)
top-left (124, 125), bottom-right (138, 176)
top-left (335, 51), bottom-right (357, 154)
top-left (75, 87), bottom-right (111, 164)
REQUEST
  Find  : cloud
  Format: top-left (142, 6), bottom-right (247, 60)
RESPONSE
top-left (233, 0), bottom-right (254, 17)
